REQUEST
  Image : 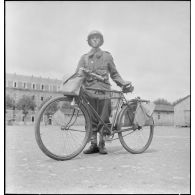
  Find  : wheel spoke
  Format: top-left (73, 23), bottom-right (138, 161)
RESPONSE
top-left (35, 96), bottom-right (90, 160)
top-left (118, 105), bottom-right (153, 154)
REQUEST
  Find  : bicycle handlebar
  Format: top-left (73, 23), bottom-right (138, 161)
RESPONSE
top-left (128, 97), bottom-right (150, 103)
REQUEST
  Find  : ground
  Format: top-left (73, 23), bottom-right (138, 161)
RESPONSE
top-left (5, 125), bottom-right (190, 194)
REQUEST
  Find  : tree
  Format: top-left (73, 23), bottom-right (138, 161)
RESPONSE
top-left (39, 96), bottom-right (72, 113)
top-left (44, 100), bottom-right (58, 117)
top-left (153, 98), bottom-right (172, 105)
top-left (38, 97), bottom-right (58, 115)
top-left (16, 95), bottom-right (36, 124)
top-left (38, 97), bottom-right (52, 110)
top-left (38, 97), bottom-right (58, 124)
top-left (6, 94), bottom-right (15, 109)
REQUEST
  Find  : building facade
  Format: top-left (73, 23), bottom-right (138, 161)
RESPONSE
top-left (7, 73), bottom-right (188, 127)
top-left (6, 73), bottom-right (62, 106)
top-left (174, 95), bottom-right (190, 127)
top-left (153, 104), bottom-right (174, 126)
top-left (6, 73), bottom-right (63, 124)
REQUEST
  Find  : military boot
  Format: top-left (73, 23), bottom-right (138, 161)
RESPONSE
top-left (83, 143), bottom-right (99, 154)
top-left (98, 133), bottom-right (108, 154)
top-left (98, 140), bottom-right (108, 155)
top-left (83, 132), bottom-right (99, 154)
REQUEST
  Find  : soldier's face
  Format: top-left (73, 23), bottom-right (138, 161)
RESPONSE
top-left (89, 35), bottom-right (101, 48)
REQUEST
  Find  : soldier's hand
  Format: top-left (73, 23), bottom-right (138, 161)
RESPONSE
top-left (122, 82), bottom-right (134, 93)
top-left (79, 67), bottom-right (91, 74)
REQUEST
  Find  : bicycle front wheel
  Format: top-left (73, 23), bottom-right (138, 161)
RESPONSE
top-left (35, 96), bottom-right (91, 160)
top-left (117, 105), bottom-right (154, 154)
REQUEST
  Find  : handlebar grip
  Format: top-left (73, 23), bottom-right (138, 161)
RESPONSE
top-left (129, 98), bottom-right (149, 103)
top-left (139, 100), bottom-right (150, 103)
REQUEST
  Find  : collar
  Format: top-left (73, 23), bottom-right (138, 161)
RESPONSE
top-left (88, 48), bottom-right (102, 58)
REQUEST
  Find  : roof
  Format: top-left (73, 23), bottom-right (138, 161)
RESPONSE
top-left (154, 104), bottom-right (174, 112)
top-left (6, 73), bottom-right (62, 85)
top-left (174, 95), bottom-right (190, 106)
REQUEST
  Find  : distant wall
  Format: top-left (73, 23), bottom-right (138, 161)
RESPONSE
top-left (174, 97), bottom-right (190, 127)
top-left (153, 111), bottom-right (174, 126)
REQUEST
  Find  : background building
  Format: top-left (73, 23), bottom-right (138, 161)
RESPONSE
top-left (174, 95), bottom-right (190, 127)
top-left (153, 104), bottom-right (174, 126)
top-left (6, 73), bottom-right (190, 127)
top-left (6, 73), bottom-right (63, 124)
top-left (6, 73), bottom-right (62, 106)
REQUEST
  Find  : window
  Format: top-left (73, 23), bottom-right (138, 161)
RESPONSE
top-left (41, 97), bottom-right (44, 101)
top-left (48, 118), bottom-right (52, 125)
top-left (158, 112), bottom-right (160, 120)
top-left (32, 83), bottom-right (35, 90)
top-left (14, 82), bottom-right (17, 88)
top-left (41, 84), bottom-right (44, 90)
top-left (32, 116), bottom-right (34, 122)
top-left (23, 82), bottom-right (26, 88)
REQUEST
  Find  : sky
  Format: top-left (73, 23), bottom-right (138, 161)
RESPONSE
top-left (5, 1), bottom-right (190, 103)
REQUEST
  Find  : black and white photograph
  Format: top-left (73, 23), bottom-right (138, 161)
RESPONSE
top-left (5, 1), bottom-right (190, 194)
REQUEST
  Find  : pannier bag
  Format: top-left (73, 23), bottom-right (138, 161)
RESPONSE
top-left (134, 102), bottom-right (155, 126)
top-left (59, 73), bottom-right (85, 96)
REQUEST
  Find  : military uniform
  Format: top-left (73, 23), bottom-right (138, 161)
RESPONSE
top-left (76, 48), bottom-right (127, 90)
top-left (76, 48), bottom-right (126, 148)
top-left (76, 30), bottom-right (131, 154)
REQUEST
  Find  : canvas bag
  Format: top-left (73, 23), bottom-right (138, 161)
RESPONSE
top-left (134, 102), bottom-right (155, 126)
top-left (60, 73), bottom-right (85, 96)
top-left (60, 55), bottom-right (90, 96)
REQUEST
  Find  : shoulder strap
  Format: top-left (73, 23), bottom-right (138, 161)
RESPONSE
top-left (63, 73), bottom-right (77, 85)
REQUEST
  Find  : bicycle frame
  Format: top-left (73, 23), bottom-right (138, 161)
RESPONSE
top-left (35, 87), bottom-right (154, 160)
top-left (77, 87), bottom-right (134, 135)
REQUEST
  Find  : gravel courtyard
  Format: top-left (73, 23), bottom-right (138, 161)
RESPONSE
top-left (5, 125), bottom-right (190, 194)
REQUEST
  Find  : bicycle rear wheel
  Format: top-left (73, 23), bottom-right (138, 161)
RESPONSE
top-left (35, 96), bottom-right (91, 160)
top-left (117, 105), bottom-right (154, 154)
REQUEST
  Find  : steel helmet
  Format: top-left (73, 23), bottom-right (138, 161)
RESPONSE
top-left (87, 30), bottom-right (104, 47)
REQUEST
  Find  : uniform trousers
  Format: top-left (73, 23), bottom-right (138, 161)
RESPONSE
top-left (83, 89), bottom-right (111, 144)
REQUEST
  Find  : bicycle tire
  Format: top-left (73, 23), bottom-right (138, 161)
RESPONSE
top-left (117, 104), bottom-right (154, 154)
top-left (35, 96), bottom-right (91, 160)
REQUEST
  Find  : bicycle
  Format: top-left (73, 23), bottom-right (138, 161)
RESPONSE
top-left (35, 85), bottom-right (154, 161)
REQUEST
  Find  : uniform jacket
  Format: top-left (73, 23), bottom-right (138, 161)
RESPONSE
top-left (76, 48), bottom-right (126, 90)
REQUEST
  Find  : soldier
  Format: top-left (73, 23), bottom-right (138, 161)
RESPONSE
top-left (76, 30), bottom-right (134, 154)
